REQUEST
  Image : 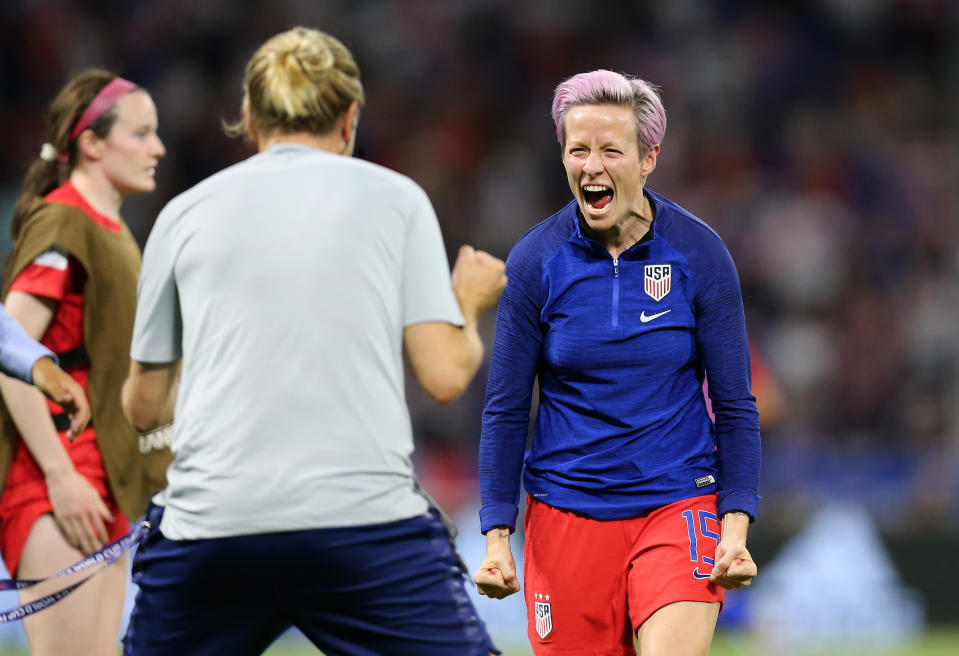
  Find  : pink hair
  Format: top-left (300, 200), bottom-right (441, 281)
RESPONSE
top-left (551, 69), bottom-right (666, 153)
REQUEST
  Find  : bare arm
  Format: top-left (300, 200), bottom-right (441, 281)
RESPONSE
top-left (122, 360), bottom-right (180, 433)
top-left (0, 291), bottom-right (110, 553)
top-left (0, 292), bottom-right (80, 466)
top-left (404, 245), bottom-right (506, 404)
top-left (404, 321), bottom-right (483, 405)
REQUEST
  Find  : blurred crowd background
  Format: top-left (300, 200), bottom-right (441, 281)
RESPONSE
top-left (0, 0), bottom-right (956, 651)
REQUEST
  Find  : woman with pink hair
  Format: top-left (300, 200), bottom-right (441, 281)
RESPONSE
top-left (474, 69), bottom-right (760, 656)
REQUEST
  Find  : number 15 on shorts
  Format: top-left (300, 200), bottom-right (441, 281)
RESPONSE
top-left (682, 509), bottom-right (719, 579)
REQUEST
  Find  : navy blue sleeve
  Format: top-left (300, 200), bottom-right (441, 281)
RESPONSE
top-left (478, 237), bottom-right (543, 533)
top-left (692, 235), bottom-right (761, 521)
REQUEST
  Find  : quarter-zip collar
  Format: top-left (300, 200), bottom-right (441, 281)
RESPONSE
top-left (570, 189), bottom-right (657, 261)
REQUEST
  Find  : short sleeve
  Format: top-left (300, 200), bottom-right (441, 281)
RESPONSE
top-left (400, 185), bottom-right (464, 327)
top-left (8, 248), bottom-right (73, 301)
top-left (130, 208), bottom-right (183, 363)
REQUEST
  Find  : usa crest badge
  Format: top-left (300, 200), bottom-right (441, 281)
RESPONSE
top-left (644, 264), bottom-right (672, 301)
top-left (534, 599), bottom-right (553, 639)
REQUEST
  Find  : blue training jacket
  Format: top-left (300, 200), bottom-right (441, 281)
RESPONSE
top-left (478, 190), bottom-right (761, 533)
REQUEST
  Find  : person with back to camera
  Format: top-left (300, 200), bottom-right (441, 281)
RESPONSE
top-left (0, 69), bottom-right (171, 655)
top-left (121, 26), bottom-right (507, 656)
top-left (473, 69), bottom-right (761, 656)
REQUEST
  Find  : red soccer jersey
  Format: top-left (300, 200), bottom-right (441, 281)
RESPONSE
top-left (0, 181), bottom-right (129, 574)
top-left (5, 181), bottom-right (128, 474)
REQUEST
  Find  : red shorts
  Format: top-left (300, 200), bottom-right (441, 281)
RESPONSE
top-left (522, 494), bottom-right (724, 655)
top-left (0, 426), bottom-right (129, 575)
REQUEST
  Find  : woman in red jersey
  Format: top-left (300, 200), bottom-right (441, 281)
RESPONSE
top-left (0, 70), bottom-right (170, 656)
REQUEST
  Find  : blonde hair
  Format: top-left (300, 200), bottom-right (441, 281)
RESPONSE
top-left (226, 27), bottom-right (364, 139)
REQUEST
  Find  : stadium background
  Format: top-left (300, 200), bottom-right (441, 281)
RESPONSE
top-left (0, 1), bottom-right (956, 654)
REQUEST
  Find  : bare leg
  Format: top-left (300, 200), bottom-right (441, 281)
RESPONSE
top-left (98, 551), bottom-right (129, 651)
top-left (635, 601), bottom-right (720, 656)
top-left (18, 514), bottom-right (127, 656)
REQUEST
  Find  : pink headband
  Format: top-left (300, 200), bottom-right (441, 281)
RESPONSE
top-left (70, 77), bottom-right (137, 140)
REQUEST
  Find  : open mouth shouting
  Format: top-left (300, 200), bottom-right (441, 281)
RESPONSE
top-left (582, 184), bottom-right (614, 216)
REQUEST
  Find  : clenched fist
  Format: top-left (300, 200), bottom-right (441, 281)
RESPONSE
top-left (451, 245), bottom-right (507, 319)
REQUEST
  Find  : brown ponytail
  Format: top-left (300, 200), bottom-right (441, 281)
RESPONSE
top-left (11, 69), bottom-right (128, 241)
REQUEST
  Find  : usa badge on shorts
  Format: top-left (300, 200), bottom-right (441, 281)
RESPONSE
top-left (534, 597), bottom-right (553, 639)
top-left (644, 264), bottom-right (672, 301)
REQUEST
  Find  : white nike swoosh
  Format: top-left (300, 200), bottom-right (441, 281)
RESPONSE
top-left (640, 309), bottom-right (672, 323)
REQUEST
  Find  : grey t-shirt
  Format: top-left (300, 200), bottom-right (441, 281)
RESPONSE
top-left (131, 143), bottom-right (464, 540)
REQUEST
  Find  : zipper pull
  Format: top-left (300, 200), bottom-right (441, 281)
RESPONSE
top-left (613, 258), bottom-right (619, 278)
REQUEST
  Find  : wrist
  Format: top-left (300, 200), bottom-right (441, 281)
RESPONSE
top-left (458, 308), bottom-right (480, 332)
top-left (485, 526), bottom-right (511, 544)
top-left (453, 286), bottom-right (483, 327)
top-left (137, 421), bottom-right (173, 436)
top-left (30, 356), bottom-right (55, 383)
top-left (721, 511), bottom-right (750, 541)
top-left (43, 461), bottom-right (76, 482)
